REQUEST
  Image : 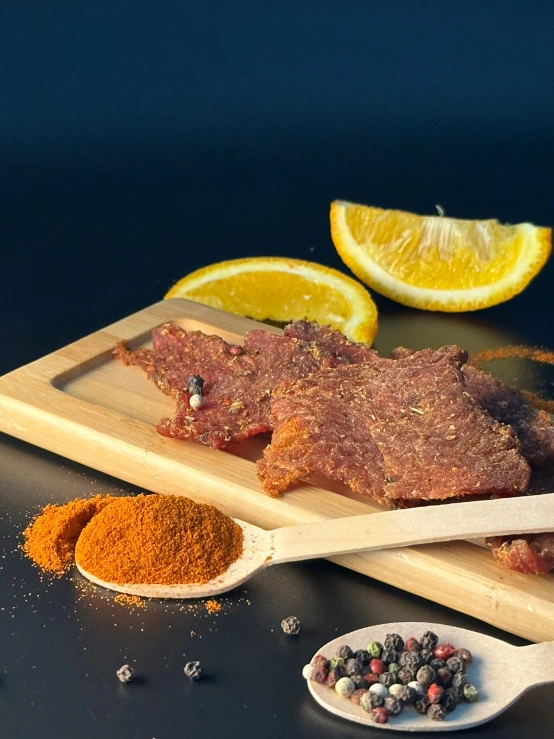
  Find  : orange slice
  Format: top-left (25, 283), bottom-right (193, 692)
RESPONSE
top-left (330, 201), bottom-right (551, 311)
top-left (165, 257), bottom-right (378, 344)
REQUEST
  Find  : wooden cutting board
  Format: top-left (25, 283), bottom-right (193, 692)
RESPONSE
top-left (1, 298), bottom-right (553, 642)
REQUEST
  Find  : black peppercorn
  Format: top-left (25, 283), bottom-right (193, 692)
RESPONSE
top-left (345, 658), bottom-right (362, 677)
top-left (381, 648), bottom-right (399, 664)
top-left (429, 658), bottom-right (446, 672)
top-left (442, 687), bottom-right (461, 712)
top-left (281, 616), bottom-right (302, 635)
top-left (420, 631), bottom-right (438, 650)
top-left (414, 695), bottom-right (430, 714)
top-left (419, 648), bottom-right (434, 664)
top-left (184, 661), bottom-right (203, 680)
top-left (378, 671), bottom-right (398, 688)
top-left (186, 375), bottom-right (205, 397)
top-left (404, 651), bottom-right (423, 671)
top-left (446, 656), bottom-right (465, 674)
top-left (436, 667), bottom-right (453, 687)
top-left (451, 672), bottom-right (469, 690)
top-left (337, 645), bottom-right (354, 660)
top-left (385, 633), bottom-right (405, 652)
top-left (427, 704), bottom-right (446, 721)
top-left (354, 649), bottom-right (371, 666)
top-left (384, 695), bottom-right (403, 716)
top-left (397, 667), bottom-right (416, 685)
top-left (351, 675), bottom-right (366, 690)
top-left (369, 691), bottom-right (385, 708)
top-left (397, 684), bottom-right (417, 704)
top-left (416, 665), bottom-right (435, 686)
top-left (455, 648), bottom-right (473, 666)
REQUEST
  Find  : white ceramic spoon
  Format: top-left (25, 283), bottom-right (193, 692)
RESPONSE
top-left (75, 492), bottom-right (554, 599)
top-left (306, 621), bottom-right (554, 732)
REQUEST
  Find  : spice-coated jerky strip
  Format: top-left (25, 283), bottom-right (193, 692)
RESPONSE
top-left (390, 346), bottom-right (554, 574)
top-left (258, 346), bottom-right (530, 501)
top-left (115, 321), bottom-right (377, 449)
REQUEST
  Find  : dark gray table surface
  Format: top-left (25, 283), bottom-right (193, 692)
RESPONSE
top-left (2, 2), bottom-right (554, 737)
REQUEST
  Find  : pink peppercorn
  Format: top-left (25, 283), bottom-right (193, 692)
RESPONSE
top-left (434, 643), bottom-right (456, 660)
top-left (312, 665), bottom-right (329, 684)
top-left (311, 654), bottom-right (328, 668)
top-left (229, 345), bottom-right (243, 355)
top-left (427, 683), bottom-right (444, 704)
top-left (370, 707), bottom-right (389, 724)
top-left (351, 688), bottom-right (368, 705)
top-left (405, 637), bottom-right (421, 652)
top-left (370, 659), bottom-right (386, 675)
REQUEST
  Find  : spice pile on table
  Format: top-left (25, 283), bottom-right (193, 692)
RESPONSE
top-left (23, 493), bottom-right (243, 586)
top-left (304, 630), bottom-right (478, 724)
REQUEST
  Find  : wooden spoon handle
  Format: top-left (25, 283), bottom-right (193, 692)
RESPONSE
top-left (270, 493), bottom-right (554, 564)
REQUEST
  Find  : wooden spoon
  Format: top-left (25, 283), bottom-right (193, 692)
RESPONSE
top-left (75, 492), bottom-right (554, 599)
top-left (307, 621), bottom-right (554, 731)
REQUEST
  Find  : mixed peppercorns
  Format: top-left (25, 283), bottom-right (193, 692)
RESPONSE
top-left (303, 631), bottom-right (478, 724)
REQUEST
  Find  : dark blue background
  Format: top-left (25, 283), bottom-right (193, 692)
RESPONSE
top-left (2, 1), bottom-right (554, 373)
top-left (2, 4), bottom-right (554, 739)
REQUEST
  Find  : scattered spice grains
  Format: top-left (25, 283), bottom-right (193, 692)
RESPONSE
top-left (22, 495), bottom-right (117, 574)
top-left (205, 599), bottom-right (222, 614)
top-left (114, 593), bottom-right (146, 609)
top-left (304, 631), bottom-right (478, 724)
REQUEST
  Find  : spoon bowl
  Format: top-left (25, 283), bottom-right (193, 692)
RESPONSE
top-left (75, 493), bottom-right (554, 598)
top-left (307, 622), bottom-right (554, 732)
top-left (76, 519), bottom-right (272, 598)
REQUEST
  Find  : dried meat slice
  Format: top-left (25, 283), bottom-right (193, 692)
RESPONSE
top-left (258, 346), bottom-right (530, 500)
top-left (390, 347), bottom-right (554, 469)
top-left (462, 365), bottom-right (554, 468)
top-left (487, 532), bottom-right (554, 574)
top-left (114, 321), bottom-right (374, 449)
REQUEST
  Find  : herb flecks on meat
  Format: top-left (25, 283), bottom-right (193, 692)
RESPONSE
top-left (258, 346), bottom-right (530, 501)
top-left (114, 321), bottom-right (376, 450)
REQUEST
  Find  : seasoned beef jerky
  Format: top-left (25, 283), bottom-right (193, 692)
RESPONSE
top-left (114, 321), bottom-right (375, 449)
top-left (390, 347), bottom-right (554, 469)
top-left (462, 365), bottom-right (554, 468)
top-left (258, 346), bottom-right (530, 500)
top-left (391, 346), bottom-right (554, 574)
top-left (487, 532), bottom-right (554, 575)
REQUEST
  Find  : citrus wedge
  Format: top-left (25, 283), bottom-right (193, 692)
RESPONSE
top-left (330, 201), bottom-right (551, 311)
top-left (165, 257), bottom-right (378, 344)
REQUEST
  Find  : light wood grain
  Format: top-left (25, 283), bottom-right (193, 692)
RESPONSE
top-left (1, 298), bottom-right (553, 641)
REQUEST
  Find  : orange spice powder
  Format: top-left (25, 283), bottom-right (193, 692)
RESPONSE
top-left (23, 495), bottom-right (117, 575)
top-left (114, 593), bottom-right (146, 609)
top-left (75, 494), bottom-right (243, 585)
top-left (205, 599), bottom-right (222, 614)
